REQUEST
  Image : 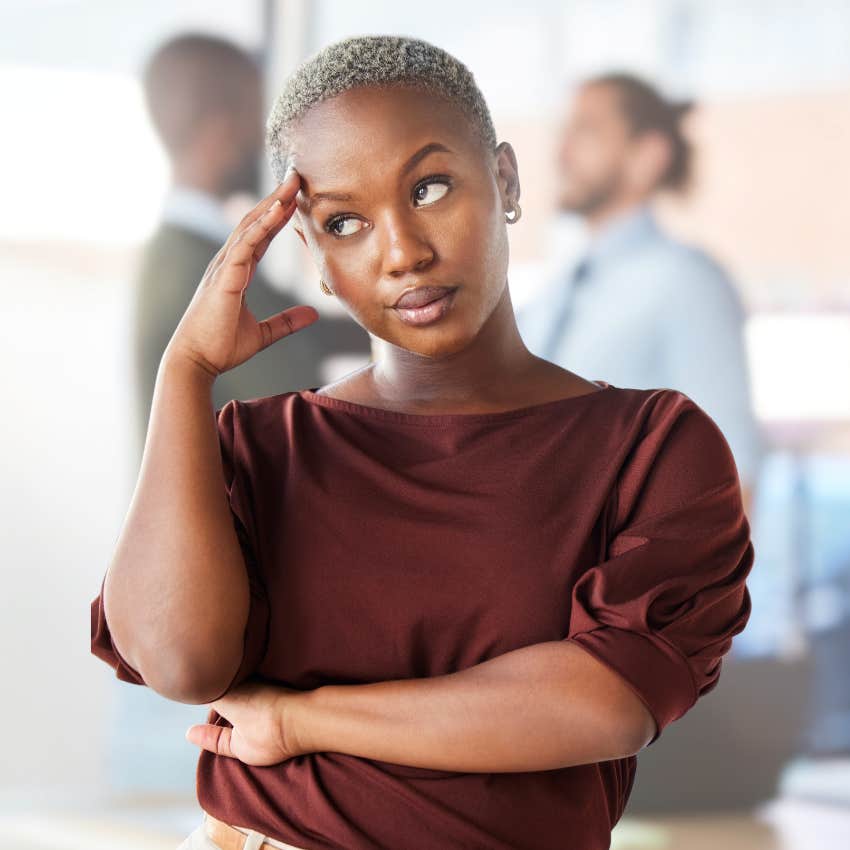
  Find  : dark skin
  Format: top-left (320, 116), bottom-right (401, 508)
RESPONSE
top-left (286, 84), bottom-right (602, 412)
top-left (181, 85), bottom-right (657, 769)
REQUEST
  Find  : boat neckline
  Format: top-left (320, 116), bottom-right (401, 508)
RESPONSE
top-left (297, 380), bottom-right (615, 424)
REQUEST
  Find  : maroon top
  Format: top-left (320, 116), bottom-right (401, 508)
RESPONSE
top-left (91, 380), bottom-right (754, 850)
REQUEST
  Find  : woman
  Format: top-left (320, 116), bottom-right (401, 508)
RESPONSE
top-left (91, 35), bottom-right (754, 850)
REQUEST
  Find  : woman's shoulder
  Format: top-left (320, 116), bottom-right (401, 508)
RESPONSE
top-left (610, 382), bottom-right (732, 453)
top-left (216, 388), bottom-right (305, 416)
top-left (610, 384), bottom-right (743, 505)
top-left (213, 390), bottom-right (306, 449)
top-left (630, 384), bottom-right (729, 443)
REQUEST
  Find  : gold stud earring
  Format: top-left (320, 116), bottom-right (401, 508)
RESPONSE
top-left (319, 278), bottom-right (334, 296)
top-left (505, 200), bottom-right (522, 224)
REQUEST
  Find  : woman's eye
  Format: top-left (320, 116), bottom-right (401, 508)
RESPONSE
top-left (413, 176), bottom-right (451, 207)
top-left (325, 217), bottom-right (366, 238)
top-left (323, 176), bottom-right (452, 238)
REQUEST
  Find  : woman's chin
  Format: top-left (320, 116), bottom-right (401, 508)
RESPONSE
top-left (397, 327), bottom-right (478, 359)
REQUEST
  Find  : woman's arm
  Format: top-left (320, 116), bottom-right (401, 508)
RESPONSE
top-left (102, 352), bottom-right (252, 703)
top-left (99, 176), bottom-right (312, 705)
top-left (287, 640), bottom-right (656, 772)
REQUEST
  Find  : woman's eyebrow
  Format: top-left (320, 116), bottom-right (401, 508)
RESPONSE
top-left (305, 142), bottom-right (453, 210)
top-left (399, 141), bottom-right (453, 177)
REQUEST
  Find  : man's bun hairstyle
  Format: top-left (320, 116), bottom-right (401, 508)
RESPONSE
top-left (587, 71), bottom-right (695, 193)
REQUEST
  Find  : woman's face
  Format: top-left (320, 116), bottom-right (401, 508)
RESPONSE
top-left (288, 85), bottom-right (519, 359)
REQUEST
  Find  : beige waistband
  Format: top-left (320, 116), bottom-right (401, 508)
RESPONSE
top-left (203, 811), bottom-right (309, 850)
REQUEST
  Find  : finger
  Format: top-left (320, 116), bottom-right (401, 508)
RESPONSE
top-left (250, 168), bottom-right (301, 218)
top-left (226, 170), bottom-right (301, 250)
top-left (217, 198), bottom-right (298, 293)
top-left (185, 723), bottom-right (236, 758)
top-left (229, 194), bottom-right (296, 259)
top-left (210, 172), bottom-right (300, 278)
top-left (257, 305), bottom-right (320, 350)
top-left (210, 194), bottom-right (293, 280)
top-left (252, 197), bottom-right (298, 265)
top-left (200, 242), bottom-right (229, 284)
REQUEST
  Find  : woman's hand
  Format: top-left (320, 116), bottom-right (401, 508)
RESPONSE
top-left (165, 167), bottom-right (319, 379)
top-left (184, 679), bottom-right (310, 766)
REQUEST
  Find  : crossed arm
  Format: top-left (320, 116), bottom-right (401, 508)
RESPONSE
top-left (281, 639), bottom-right (656, 773)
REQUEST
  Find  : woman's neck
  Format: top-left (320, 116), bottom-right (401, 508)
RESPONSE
top-left (369, 290), bottom-right (538, 408)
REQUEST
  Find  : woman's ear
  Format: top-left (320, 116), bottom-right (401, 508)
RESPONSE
top-left (493, 141), bottom-right (520, 211)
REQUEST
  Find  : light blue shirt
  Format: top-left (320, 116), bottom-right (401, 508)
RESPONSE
top-left (516, 205), bottom-right (765, 488)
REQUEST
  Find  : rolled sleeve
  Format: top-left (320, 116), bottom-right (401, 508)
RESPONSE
top-left (90, 399), bottom-right (270, 698)
top-left (564, 391), bottom-right (755, 746)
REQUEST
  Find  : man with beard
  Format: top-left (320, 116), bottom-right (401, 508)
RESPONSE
top-left (133, 33), bottom-right (371, 460)
top-left (517, 72), bottom-right (763, 515)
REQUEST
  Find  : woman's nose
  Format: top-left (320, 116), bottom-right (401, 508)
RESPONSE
top-left (379, 210), bottom-right (435, 276)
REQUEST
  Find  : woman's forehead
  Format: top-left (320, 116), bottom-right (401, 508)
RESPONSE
top-left (289, 86), bottom-right (480, 177)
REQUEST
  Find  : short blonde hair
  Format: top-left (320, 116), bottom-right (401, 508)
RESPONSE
top-left (265, 34), bottom-right (498, 182)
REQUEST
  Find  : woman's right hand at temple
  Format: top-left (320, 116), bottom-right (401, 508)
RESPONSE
top-left (166, 167), bottom-right (319, 379)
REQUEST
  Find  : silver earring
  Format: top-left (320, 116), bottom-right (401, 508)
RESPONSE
top-left (505, 200), bottom-right (522, 224)
top-left (319, 278), bottom-right (334, 296)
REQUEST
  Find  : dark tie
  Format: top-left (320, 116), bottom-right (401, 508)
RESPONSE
top-left (540, 258), bottom-right (591, 362)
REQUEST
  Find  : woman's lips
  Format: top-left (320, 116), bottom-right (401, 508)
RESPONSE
top-left (393, 285), bottom-right (458, 309)
top-left (392, 287), bottom-right (458, 327)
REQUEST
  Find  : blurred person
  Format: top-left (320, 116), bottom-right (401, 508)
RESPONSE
top-left (92, 35), bottom-right (754, 850)
top-left (135, 32), bottom-right (370, 459)
top-left (517, 72), bottom-right (764, 515)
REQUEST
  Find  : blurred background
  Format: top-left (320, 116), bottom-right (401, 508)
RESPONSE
top-left (2, 1), bottom-right (849, 848)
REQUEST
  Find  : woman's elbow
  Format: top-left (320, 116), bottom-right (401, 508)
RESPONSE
top-left (136, 642), bottom-right (241, 704)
